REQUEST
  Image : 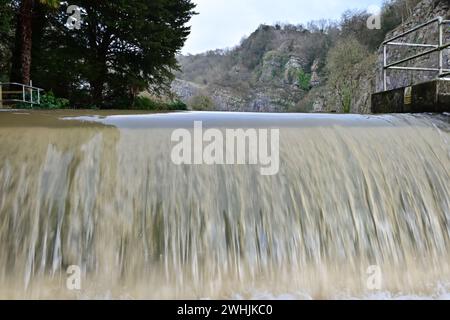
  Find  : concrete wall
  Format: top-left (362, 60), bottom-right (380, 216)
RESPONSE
top-left (371, 79), bottom-right (450, 113)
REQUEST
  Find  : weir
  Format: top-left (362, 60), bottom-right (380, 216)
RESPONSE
top-left (0, 111), bottom-right (449, 299)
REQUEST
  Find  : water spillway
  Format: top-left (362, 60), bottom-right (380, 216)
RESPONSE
top-left (0, 111), bottom-right (449, 299)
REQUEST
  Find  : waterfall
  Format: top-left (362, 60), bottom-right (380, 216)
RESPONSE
top-left (0, 111), bottom-right (449, 299)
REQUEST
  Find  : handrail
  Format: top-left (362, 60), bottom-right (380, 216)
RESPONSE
top-left (382, 16), bottom-right (450, 91)
top-left (386, 42), bottom-right (438, 48)
top-left (2, 82), bottom-right (44, 91)
top-left (0, 82), bottom-right (43, 107)
top-left (383, 17), bottom-right (441, 45)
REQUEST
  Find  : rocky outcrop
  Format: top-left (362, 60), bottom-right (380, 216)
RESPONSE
top-left (283, 56), bottom-right (306, 86)
top-left (172, 24), bottom-right (317, 112)
top-left (172, 56), bottom-right (306, 112)
top-left (259, 51), bottom-right (285, 83)
top-left (170, 79), bottom-right (203, 102)
top-left (310, 59), bottom-right (321, 87)
top-left (209, 87), bottom-right (247, 111)
top-left (172, 79), bottom-right (288, 112)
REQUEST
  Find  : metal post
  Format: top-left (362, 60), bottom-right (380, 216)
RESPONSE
top-left (383, 45), bottom-right (387, 91)
top-left (0, 84), bottom-right (2, 109)
top-left (439, 17), bottom-right (444, 76)
top-left (29, 80), bottom-right (33, 108)
top-left (22, 84), bottom-right (25, 103)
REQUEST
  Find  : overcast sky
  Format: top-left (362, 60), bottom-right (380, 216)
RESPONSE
top-left (182, 0), bottom-right (384, 54)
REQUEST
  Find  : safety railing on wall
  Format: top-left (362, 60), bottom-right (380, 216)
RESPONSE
top-left (383, 16), bottom-right (450, 91)
top-left (0, 82), bottom-right (43, 108)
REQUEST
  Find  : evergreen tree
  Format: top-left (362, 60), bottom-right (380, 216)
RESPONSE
top-left (0, 0), bottom-right (15, 81)
top-left (35, 0), bottom-right (196, 107)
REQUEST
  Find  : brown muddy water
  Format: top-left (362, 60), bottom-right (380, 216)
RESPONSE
top-left (0, 110), bottom-right (449, 299)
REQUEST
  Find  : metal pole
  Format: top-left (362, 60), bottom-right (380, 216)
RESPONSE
top-left (386, 42), bottom-right (438, 48)
top-left (439, 18), bottom-right (444, 77)
top-left (383, 45), bottom-right (387, 91)
top-left (383, 17), bottom-right (442, 44)
top-left (29, 80), bottom-right (33, 108)
top-left (386, 66), bottom-right (450, 72)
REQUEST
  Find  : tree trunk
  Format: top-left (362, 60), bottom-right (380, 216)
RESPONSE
top-left (10, 9), bottom-right (23, 83)
top-left (86, 6), bottom-right (107, 108)
top-left (91, 79), bottom-right (104, 107)
top-left (30, 2), bottom-right (47, 86)
top-left (89, 55), bottom-right (108, 107)
top-left (19, 0), bottom-right (33, 85)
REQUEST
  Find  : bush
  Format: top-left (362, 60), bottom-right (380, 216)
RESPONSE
top-left (325, 36), bottom-right (369, 112)
top-left (133, 96), bottom-right (160, 110)
top-left (168, 100), bottom-right (188, 111)
top-left (39, 91), bottom-right (70, 109)
top-left (189, 95), bottom-right (214, 111)
top-left (298, 70), bottom-right (311, 91)
top-left (133, 96), bottom-right (187, 111)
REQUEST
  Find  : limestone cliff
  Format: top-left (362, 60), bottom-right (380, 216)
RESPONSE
top-left (172, 0), bottom-right (448, 113)
top-left (172, 24), bottom-right (324, 112)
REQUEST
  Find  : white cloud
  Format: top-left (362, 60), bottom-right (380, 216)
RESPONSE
top-left (182, 0), bottom-right (384, 54)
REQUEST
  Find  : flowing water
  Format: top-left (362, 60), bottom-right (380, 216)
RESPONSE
top-left (0, 110), bottom-right (449, 299)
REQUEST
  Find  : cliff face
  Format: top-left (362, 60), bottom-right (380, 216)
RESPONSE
top-left (172, 25), bottom-right (325, 112)
top-left (173, 0), bottom-right (449, 113)
top-left (376, 0), bottom-right (450, 91)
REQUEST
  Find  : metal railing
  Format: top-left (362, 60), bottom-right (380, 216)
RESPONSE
top-left (383, 16), bottom-right (450, 91)
top-left (0, 82), bottom-right (43, 108)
